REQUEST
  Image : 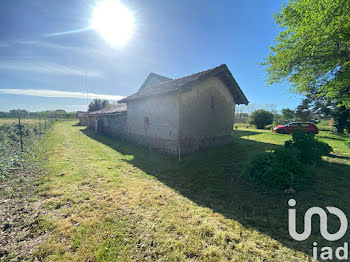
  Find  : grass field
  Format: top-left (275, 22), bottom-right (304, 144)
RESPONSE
top-left (0, 118), bottom-right (43, 124)
top-left (3, 120), bottom-right (350, 261)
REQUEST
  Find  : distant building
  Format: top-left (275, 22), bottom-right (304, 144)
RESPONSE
top-left (77, 111), bottom-right (88, 126)
top-left (87, 64), bottom-right (248, 154)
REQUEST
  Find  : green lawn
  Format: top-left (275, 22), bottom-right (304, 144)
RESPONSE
top-left (31, 121), bottom-right (349, 261)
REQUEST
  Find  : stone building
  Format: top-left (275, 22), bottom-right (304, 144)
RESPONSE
top-left (77, 111), bottom-right (88, 126)
top-left (87, 64), bottom-right (248, 154)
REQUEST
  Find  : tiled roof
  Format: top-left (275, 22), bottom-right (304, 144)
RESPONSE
top-left (119, 64), bottom-right (248, 105)
top-left (138, 73), bottom-right (172, 91)
top-left (88, 103), bottom-right (127, 116)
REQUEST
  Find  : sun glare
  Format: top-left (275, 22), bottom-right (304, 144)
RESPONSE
top-left (92, 0), bottom-right (134, 47)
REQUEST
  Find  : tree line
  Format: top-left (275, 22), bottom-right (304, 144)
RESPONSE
top-left (0, 109), bottom-right (76, 119)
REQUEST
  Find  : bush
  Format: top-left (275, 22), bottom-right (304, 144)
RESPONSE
top-left (242, 128), bottom-right (332, 190)
top-left (285, 129), bottom-right (332, 164)
top-left (250, 110), bottom-right (274, 129)
top-left (243, 148), bottom-right (310, 190)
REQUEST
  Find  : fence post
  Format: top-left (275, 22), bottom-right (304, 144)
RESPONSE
top-left (18, 112), bottom-right (23, 152)
top-left (39, 115), bottom-right (42, 137)
top-left (45, 118), bottom-right (47, 132)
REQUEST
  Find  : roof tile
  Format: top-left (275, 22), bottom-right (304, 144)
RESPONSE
top-left (119, 64), bottom-right (248, 104)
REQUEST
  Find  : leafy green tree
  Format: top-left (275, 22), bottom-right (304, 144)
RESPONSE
top-left (330, 105), bottom-right (349, 133)
top-left (273, 113), bottom-right (282, 123)
top-left (262, 0), bottom-right (350, 109)
top-left (281, 108), bottom-right (295, 122)
top-left (295, 99), bottom-right (313, 121)
top-left (18, 109), bottom-right (29, 118)
top-left (250, 110), bottom-right (274, 129)
top-left (9, 109), bottom-right (18, 118)
top-left (88, 99), bottom-right (109, 112)
top-left (306, 89), bottom-right (350, 133)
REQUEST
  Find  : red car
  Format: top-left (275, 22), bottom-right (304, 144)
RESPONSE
top-left (273, 122), bottom-right (319, 134)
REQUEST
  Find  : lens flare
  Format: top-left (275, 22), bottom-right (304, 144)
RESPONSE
top-left (91, 0), bottom-right (135, 47)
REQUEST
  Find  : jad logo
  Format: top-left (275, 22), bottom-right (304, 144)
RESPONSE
top-left (288, 199), bottom-right (349, 261)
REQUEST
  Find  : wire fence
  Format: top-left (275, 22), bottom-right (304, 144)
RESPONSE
top-left (0, 114), bottom-right (55, 177)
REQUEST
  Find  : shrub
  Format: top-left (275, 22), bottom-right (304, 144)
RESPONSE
top-left (243, 148), bottom-right (310, 190)
top-left (242, 128), bottom-right (332, 190)
top-left (284, 129), bottom-right (332, 164)
top-left (250, 110), bottom-right (274, 129)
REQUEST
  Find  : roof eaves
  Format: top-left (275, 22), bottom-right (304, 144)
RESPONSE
top-left (120, 64), bottom-right (248, 105)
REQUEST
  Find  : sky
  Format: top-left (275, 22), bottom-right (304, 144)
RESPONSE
top-left (0, 0), bottom-right (303, 112)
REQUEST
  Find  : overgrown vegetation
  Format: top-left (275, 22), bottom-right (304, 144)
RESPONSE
top-left (0, 118), bottom-right (53, 261)
top-left (243, 148), bottom-right (310, 190)
top-left (285, 129), bottom-right (332, 164)
top-left (0, 122), bottom-right (38, 176)
top-left (0, 119), bottom-right (53, 177)
top-left (243, 129), bottom-right (332, 190)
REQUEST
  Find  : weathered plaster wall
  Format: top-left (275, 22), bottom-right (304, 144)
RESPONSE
top-left (101, 113), bottom-right (127, 137)
top-left (125, 94), bottom-right (180, 154)
top-left (87, 114), bottom-right (127, 136)
top-left (179, 76), bottom-right (235, 153)
top-left (87, 76), bottom-right (237, 155)
top-left (78, 116), bottom-right (88, 126)
top-left (88, 116), bottom-right (96, 129)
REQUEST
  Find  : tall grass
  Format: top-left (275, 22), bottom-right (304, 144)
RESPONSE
top-left (0, 119), bottom-right (54, 176)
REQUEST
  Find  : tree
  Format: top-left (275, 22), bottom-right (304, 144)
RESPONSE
top-left (18, 109), bottom-right (29, 118)
top-left (330, 105), bottom-right (349, 133)
top-left (281, 108), bottom-right (295, 122)
top-left (295, 99), bottom-right (313, 121)
top-left (250, 110), bottom-right (274, 129)
top-left (262, 0), bottom-right (350, 109)
top-left (9, 109), bottom-right (18, 118)
top-left (273, 113), bottom-right (282, 123)
top-left (302, 88), bottom-right (350, 133)
top-left (88, 99), bottom-right (109, 112)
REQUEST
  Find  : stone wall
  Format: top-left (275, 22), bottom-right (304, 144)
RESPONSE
top-left (179, 76), bottom-right (235, 153)
top-left (125, 94), bottom-right (180, 154)
top-left (88, 115), bottom-right (96, 130)
top-left (78, 116), bottom-right (88, 126)
top-left (87, 76), bottom-right (236, 155)
top-left (101, 113), bottom-right (127, 137)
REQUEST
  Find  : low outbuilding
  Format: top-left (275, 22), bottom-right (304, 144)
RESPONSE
top-left (88, 64), bottom-right (248, 154)
top-left (77, 111), bottom-right (88, 126)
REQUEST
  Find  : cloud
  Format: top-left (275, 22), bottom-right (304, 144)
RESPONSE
top-left (0, 89), bottom-right (124, 101)
top-left (44, 27), bottom-right (92, 38)
top-left (14, 39), bottom-right (107, 57)
top-left (0, 61), bottom-right (102, 77)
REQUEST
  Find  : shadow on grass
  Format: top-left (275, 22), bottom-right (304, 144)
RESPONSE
top-left (318, 135), bottom-right (348, 141)
top-left (81, 127), bottom-right (350, 257)
top-left (328, 153), bottom-right (350, 160)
